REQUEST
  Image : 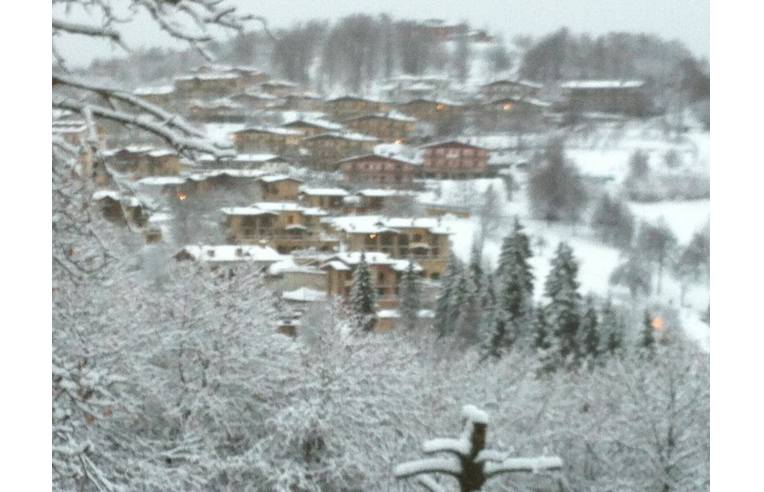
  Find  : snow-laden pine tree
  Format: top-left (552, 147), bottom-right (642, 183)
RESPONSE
top-left (456, 269), bottom-right (483, 345)
top-left (468, 238), bottom-right (485, 297)
top-left (579, 296), bottom-right (601, 365)
top-left (350, 252), bottom-right (377, 332)
top-left (600, 298), bottom-right (625, 355)
top-left (487, 219), bottom-right (535, 357)
top-left (639, 310), bottom-right (657, 352)
top-left (544, 242), bottom-right (583, 369)
top-left (434, 253), bottom-right (463, 338)
top-left (531, 304), bottom-right (556, 374)
top-left (398, 260), bottom-right (421, 330)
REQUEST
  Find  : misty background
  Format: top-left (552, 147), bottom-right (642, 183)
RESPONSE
top-left (54, 0), bottom-right (709, 68)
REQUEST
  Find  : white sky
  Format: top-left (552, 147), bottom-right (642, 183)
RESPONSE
top-left (54, 0), bottom-right (709, 67)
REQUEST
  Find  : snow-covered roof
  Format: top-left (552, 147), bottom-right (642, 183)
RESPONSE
top-left (303, 131), bottom-right (379, 143)
top-left (134, 85), bottom-right (174, 95)
top-left (419, 140), bottom-right (487, 150)
top-left (560, 80), bottom-right (645, 89)
top-left (259, 174), bottom-right (303, 183)
top-left (337, 152), bottom-right (421, 167)
top-left (282, 287), bottom-right (327, 303)
top-left (176, 244), bottom-right (285, 263)
top-left (175, 73), bottom-right (239, 81)
top-left (399, 97), bottom-right (462, 107)
top-left (486, 97), bottom-right (551, 108)
top-left (252, 201), bottom-right (328, 216)
top-left (326, 215), bottom-right (451, 235)
top-left (197, 153), bottom-right (283, 163)
top-left (356, 189), bottom-right (408, 197)
top-left (187, 169), bottom-right (266, 180)
top-left (262, 79), bottom-right (299, 88)
top-left (136, 176), bottom-right (188, 186)
top-left (220, 206), bottom-right (278, 216)
top-left (300, 187), bottom-right (349, 197)
top-left (267, 257), bottom-right (324, 276)
top-left (321, 252), bottom-right (422, 272)
top-left (232, 91), bottom-right (279, 100)
top-left (283, 118), bottom-right (344, 131)
top-left (344, 112), bottom-right (417, 123)
top-left (326, 95), bottom-right (386, 104)
top-left (147, 149), bottom-right (177, 158)
top-left (482, 79), bottom-right (543, 90)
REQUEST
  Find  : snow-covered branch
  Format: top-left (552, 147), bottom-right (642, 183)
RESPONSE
top-left (53, 96), bottom-right (232, 157)
top-left (52, 18), bottom-right (129, 52)
top-left (484, 456), bottom-right (564, 478)
top-left (52, 73), bottom-right (206, 140)
top-left (393, 457), bottom-right (462, 479)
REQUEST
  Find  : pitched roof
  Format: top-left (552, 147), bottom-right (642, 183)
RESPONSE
top-left (175, 245), bottom-right (285, 263)
top-left (303, 131), bottom-right (379, 143)
top-left (560, 80), bottom-right (645, 89)
top-left (300, 187), bottom-right (350, 197)
top-left (321, 252), bottom-right (422, 272)
top-left (325, 215), bottom-right (451, 235)
top-left (419, 140), bottom-right (486, 150)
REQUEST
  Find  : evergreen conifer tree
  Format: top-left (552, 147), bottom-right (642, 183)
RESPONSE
top-left (544, 242), bottom-right (582, 367)
top-left (600, 298), bottom-right (624, 355)
top-left (639, 310), bottom-right (656, 352)
top-left (456, 269), bottom-right (483, 345)
top-left (398, 260), bottom-right (420, 331)
top-left (580, 296), bottom-right (601, 363)
top-left (532, 304), bottom-right (556, 374)
top-left (350, 252), bottom-right (377, 332)
top-left (434, 253), bottom-right (462, 338)
top-left (468, 239), bottom-right (484, 296)
top-left (489, 219), bottom-right (535, 355)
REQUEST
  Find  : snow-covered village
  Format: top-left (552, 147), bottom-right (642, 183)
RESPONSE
top-left (48, 1), bottom-right (712, 490)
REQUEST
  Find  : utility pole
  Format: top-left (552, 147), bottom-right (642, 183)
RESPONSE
top-left (394, 404), bottom-right (564, 491)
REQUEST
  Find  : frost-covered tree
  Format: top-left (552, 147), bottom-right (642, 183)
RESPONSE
top-left (594, 342), bottom-right (710, 491)
top-left (456, 270), bottom-right (483, 346)
top-left (544, 242), bottom-right (583, 368)
top-left (590, 193), bottom-right (636, 249)
top-left (528, 139), bottom-right (588, 222)
top-left (488, 219), bottom-right (535, 356)
top-left (600, 298), bottom-right (625, 355)
top-left (609, 250), bottom-right (653, 299)
top-left (434, 253), bottom-right (463, 338)
top-left (638, 310), bottom-right (657, 352)
top-left (399, 260), bottom-right (421, 331)
top-left (531, 304), bottom-right (556, 374)
top-left (637, 220), bottom-right (678, 295)
top-left (579, 296), bottom-right (601, 363)
top-left (627, 149), bottom-right (650, 181)
top-left (468, 238), bottom-right (485, 296)
top-left (350, 252), bottom-right (378, 332)
top-left (673, 223), bottom-right (710, 304)
top-left (52, 0), bottom-right (269, 159)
